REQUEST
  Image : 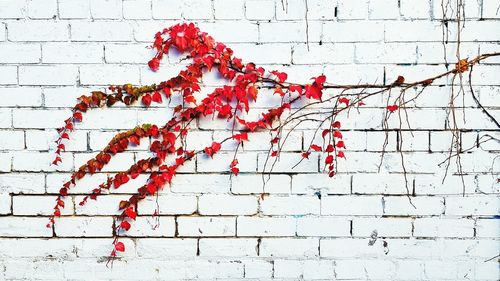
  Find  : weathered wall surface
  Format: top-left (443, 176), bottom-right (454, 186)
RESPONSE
top-left (0, 0), bottom-right (498, 280)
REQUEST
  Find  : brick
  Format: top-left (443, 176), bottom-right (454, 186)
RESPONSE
top-left (400, 0), bottom-right (430, 19)
top-left (197, 21), bottom-right (258, 43)
top-left (258, 152), bottom-right (318, 173)
top-left (445, 196), bottom-right (498, 216)
top-left (0, 193), bottom-right (11, 214)
top-left (151, 0), bottom-right (182, 19)
top-left (75, 195), bottom-right (129, 215)
top-left (320, 238), bottom-right (386, 258)
top-left (105, 43), bottom-right (154, 64)
top-left (276, 0), bottom-right (306, 20)
top-left (260, 195), bottom-right (320, 215)
top-left (292, 173), bottom-right (351, 194)
top-left (0, 43), bottom-right (40, 63)
top-left (322, 195), bottom-right (383, 215)
top-left (55, 217), bottom-right (113, 237)
top-left (237, 216), bottom-right (295, 236)
top-left (0, 173), bottom-right (45, 194)
top-left (356, 43), bottom-right (417, 64)
top-left (25, 129), bottom-right (87, 152)
top-left (352, 173), bottom-right (410, 194)
top-left (13, 109), bottom-right (71, 128)
top-left (432, 0), bottom-right (481, 19)
top-left (0, 1), bottom-right (27, 18)
top-left (483, 0), bottom-right (500, 18)
top-left (42, 43), bottom-right (103, 63)
top-left (0, 130), bottom-right (24, 150)
top-left (229, 43), bottom-right (292, 64)
top-left (353, 218), bottom-right (412, 237)
top-left (323, 21), bottom-right (384, 42)
top-left (58, 0), bottom-right (90, 18)
top-left (123, 0), bottom-right (152, 19)
top-left (307, 0), bottom-right (335, 20)
top-left (293, 43), bottom-right (355, 64)
top-left (27, 0), bottom-right (57, 19)
top-left (414, 218), bottom-right (474, 238)
top-left (246, 0), bottom-right (275, 20)
top-left (19, 66), bottom-right (78, 86)
top-left (136, 238), bottom-right (197, 257)
top-left (369, 0), bottom-right (399, 19)
top-left (0, 217), bottom-right (52, 237)
top-left (260, 21), bottom-right (321, 43)
top-left (80, 65), bottom-right (139, 85)
top-left (13, 195), bottom-right (73, 215)
top-left (198, 152), bottom-right (256, 172)
top-left (182, 0), bottom-right (213, 19)
top-left (9, 22), bottom-right (69, 41)
top-left (0, 66), bottom-right (17, 84)
top-left (12, 151), bottom-right (73, 172)
top-left (138, 195), bottom-right (197, 215)
top-left (260, 238), bottom-right (319, 257)
top-left (171, 174), bottom-right (230, 193)
top-left (198, 194), bottom-right (258, 215)
top-left (199, 238), bottom-right (258, 257)
top-left (177, 216), bottom-right (235, 237)
top-left (0, 87), bottom-right (42, 107)
top-left (385, 21), bottom-right (445, 42)
top-left (231, 174), bottom-right (291, 194)
top-left (71, 22), bottom-right (133, 41)
top-left (243, 259), bottom-right (273, 278)
top-left (476, 218), bottom-right (499, 238)
top-left (384, 196), bottom-right (445, 216)
top-left (337, 0), bottom-right (368, 19)
top-left (90, 0), bottom-right (122, 19)
top-left (297, 217), bottom-right (350, 237)
top-left (213, 0), bottom-right (244, 19)
top-left (123, 216), bottom-right (175, 237)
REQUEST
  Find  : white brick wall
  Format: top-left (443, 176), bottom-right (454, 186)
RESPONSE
top-left (0, 0), bottom-right (498, 280)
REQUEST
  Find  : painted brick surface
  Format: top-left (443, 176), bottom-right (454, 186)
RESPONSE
top-left (0, 0), bottom-right (498, 280)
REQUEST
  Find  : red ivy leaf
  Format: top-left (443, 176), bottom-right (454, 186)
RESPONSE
top-left (325, 155), bottom-right (334, 164)
top-left (387, 105), bottom-right (399, 112)
top-left (336, 141), bottom-right (345, 149)
top-left (148, 57), bottom-right (160, 72)
top-left (120, 220), bottom-right (131, 231)
top-left (310, 144), bottom-right (322, 151)
top-left (302, 152), bottom-right (311, 159)
top-left (338, 97), bottom-right (350, 106)
top-left (125, 207), bottom-right (137, 220)
top-left (115, 242), bottom-right (125, 252)
top-left (337, 151), bottom-right (345, 158)
top-left (152, 91), bottom-right (162, 103)
top-left (142, 94), bottom-right (152, 107)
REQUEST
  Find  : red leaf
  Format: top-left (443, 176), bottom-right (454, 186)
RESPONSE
top-left (337, 151), bottom-right (345, 158)
top-left (148, 57), bottom-right (160, 72)
top-left (288, 85), bottom-right (303, 94)
top-left (302, 152), bottom-right (311, 159)
top-left (129, 135), bottom-right (140, 146)
top-left (142, 94), bottom-right (152, 106)
top-left (233, 132), bottom-right (248, 142)
top-left (326, 144), bottom-right (334, 152)
top-left (322, 129), bottom-right (330, 138)
top-left (124, 207), bottom-right (137, 220)
top-left (387, 105), bottom-right (399, 112)
top-left (120, 220), bottom-right (131, 231)
top-left (325, 155), bottom-right (334, 164)
top-left (338, 97), bottom-right (350, 106)
top-left (152, 91), bottom-right (162, 103)
top-left (336, 141), bottom-right (345, 148)
top-left (332, 121), bottom-right (341, 129)
top-left (310, 144), bottom-right (322, 151)
top-left (72, 112), bottom-right (83, 121)
top-left (314, 75), bottom-right (326, 84)
top-left (115, 242), bottom-right (125, 252)
top-left (333, 131), bottom-right (342, 138)
top-left (231, 167), bottom-right (239, 176)
top-left (271, 71), bottom-right (288, 83)
top-left (305, 84), bottom-right (322, 100)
